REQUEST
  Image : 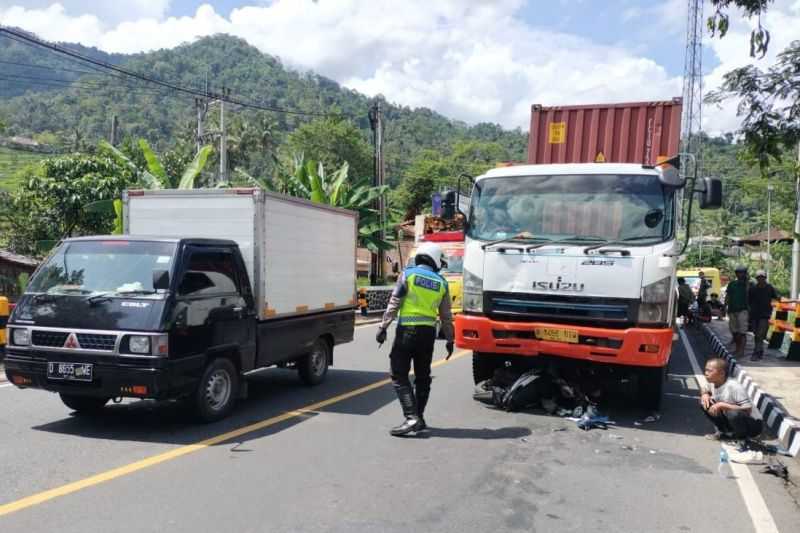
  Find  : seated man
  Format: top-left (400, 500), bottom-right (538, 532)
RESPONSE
top-left (700, 358), bottom-right (763, 440)
top-left (708, 292), bottom-right (726, 319)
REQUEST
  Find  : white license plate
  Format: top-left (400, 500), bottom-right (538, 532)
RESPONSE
top-left (47, 362), bottom-right (94, 382)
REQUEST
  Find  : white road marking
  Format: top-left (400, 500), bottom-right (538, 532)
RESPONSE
top-left (678, 328), bottom-right (780, 533)
top-left (0, 383), bottom-right (14, 389)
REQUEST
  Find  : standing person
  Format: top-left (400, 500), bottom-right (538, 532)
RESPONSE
top-left (700, 358), bottom-right (763, 440)
top-left (677, 277), bottom-right (694, 325)
top-left (697, 271), bottom-right (710, 305)
top-left (748, 270), bottom-right (779, 361)
top-left (726, 266), bottom-right (750, 359)
top-left (376, 242), bottom-right (454, 436)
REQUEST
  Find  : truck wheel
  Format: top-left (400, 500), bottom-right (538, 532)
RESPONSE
top-left (473, 352), bottom-right (499, 384)
top-left (637, 366), bottom-right (666, 411)
top-left (60, 394), bottom-right (109, 414)
top-left (195, 358), bottom-right (239, 423)
top-left (298, 338), bottom-right (330, 386)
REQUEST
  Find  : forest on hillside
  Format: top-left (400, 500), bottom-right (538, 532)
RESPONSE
top-left (1, 29), bottom-right (797, 293)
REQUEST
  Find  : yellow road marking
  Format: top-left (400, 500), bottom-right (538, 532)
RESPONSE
top-left (0, 349), bottom-right (469, 518)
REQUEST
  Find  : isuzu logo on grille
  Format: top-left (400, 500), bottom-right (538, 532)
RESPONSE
top-left (533, 276), bottom-right (584, 292)
top-left (63, 333), bottom-right (81, 349)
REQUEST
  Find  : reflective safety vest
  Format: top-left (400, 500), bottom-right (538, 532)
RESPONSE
top-left (398, 267), bottom-right (447, 327)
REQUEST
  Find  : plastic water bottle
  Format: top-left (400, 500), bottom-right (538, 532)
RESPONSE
top-left (718, 450), bottom-right (733, 478)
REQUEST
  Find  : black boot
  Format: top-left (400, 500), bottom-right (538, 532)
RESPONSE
top-left (415, 387), bottom-right (429, 431)
top-left (390, 385), bottom-right (421, 436)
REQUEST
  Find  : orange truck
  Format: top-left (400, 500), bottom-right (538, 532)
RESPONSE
top-left (455, 99), bottom-right (721, 409)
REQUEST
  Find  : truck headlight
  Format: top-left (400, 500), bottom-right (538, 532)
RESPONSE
top-left (642, 276), bottom-right (671, 304)
top-left (463, 269), bottom-right (483, 313)
top-left (638, 302), bottom-right (669, 324)
top-left (12, 328), bottom-right (30, 346)
top-left (128, 336), bottom-right (151, 354)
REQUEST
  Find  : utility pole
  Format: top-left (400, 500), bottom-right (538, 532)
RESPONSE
top-left (791, 142), bottom-right (800, 298)
top-left (368, 100), bottom-right (386, 284)
top-left (219, 87), bottom-right (228, 185)
top-left (109, 115), bottom-right (118, 146)
top-left (195, 98), bottom-right (207, 155)
top-left (767, 178), bottom-right (773, 281)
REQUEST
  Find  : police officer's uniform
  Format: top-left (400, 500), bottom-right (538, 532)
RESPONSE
top-left (377, 244), bottom-right (454, 436)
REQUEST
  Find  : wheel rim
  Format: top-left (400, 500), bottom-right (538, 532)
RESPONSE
top-left (204, 368), bottom-right (232, 411)
top-left (310, 344), bottom-right (327, 377)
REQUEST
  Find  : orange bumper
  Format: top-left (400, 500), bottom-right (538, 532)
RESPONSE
top-left (456, 315), bottom-right (672, 367)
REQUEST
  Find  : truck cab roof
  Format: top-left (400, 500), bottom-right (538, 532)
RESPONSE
top-left (477, 163), bottom-right (659, 182)
top-left (62, 235), bottom-right (240, 247)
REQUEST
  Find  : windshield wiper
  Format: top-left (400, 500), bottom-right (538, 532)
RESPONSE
top-left (526, 235), bottom-right (607, 250)
top-left (481, 232), bottom-right (539, 250)
top-left (86, 289), bottom-right (158, 306)
top-left (583, 236), bottom-right (660, 254)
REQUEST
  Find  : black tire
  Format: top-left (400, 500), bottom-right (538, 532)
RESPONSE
top-left (59, 394), bottom-right (109, 414)
top-left (472, 352), bottom-right (500, 385)
top-left (195, 358), bottom-right (239, 423)
top-left (637, 366), bottom-right (666, 411)
top-left (298, 338), bottom-right (330, 386)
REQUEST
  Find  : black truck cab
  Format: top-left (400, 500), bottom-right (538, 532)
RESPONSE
top-left (4, 236), bottom-right (353, 421)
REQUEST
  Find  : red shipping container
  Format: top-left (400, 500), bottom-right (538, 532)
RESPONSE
top-left (527, 98), bottom-right (682, 166)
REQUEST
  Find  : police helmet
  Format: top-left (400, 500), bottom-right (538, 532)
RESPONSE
top-left (416, 242), bottom-right (447, 271)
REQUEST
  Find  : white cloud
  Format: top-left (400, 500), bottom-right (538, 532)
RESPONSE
top-left (0, 1), bottom-right (170, 25)
top-left (1, 0), bottom-right (794, 135)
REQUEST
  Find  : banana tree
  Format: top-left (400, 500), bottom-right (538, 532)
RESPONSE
top-left (98, 140), bottom-right (214, 190)
top-left (238, 156), bottom-right (397, 252)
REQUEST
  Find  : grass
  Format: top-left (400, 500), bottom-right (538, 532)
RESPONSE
top-left (0, 146), bottom-right (43, 192)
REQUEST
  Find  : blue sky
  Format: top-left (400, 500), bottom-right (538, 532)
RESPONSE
top-left (1, 0), bottom-right (797, 133)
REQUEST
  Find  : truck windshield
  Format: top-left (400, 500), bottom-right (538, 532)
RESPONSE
top-left (467, 174), bottom-right (674, 244)
top-left (27, 241), bottom-right (177, 297)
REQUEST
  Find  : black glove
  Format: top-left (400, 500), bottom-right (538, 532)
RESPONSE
top-left (376, 328), bottom-right (387, 345)
top-left (445, 341), bottom-right (454, 360)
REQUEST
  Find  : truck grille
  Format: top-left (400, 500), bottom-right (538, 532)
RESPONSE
top-left (76, 333), bottom-right (117, 351)
top-left (486, 292), bottom-right (636, 328)
top-left (31, 330), bottom-right (69, 347)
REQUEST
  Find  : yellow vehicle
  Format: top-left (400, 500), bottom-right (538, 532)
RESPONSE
top-left (1, 296), bottom-right (9, 356)
top-left (677, 267), bottom-right (722, 299)
top-left (408, 237), bottom-right (464, 314)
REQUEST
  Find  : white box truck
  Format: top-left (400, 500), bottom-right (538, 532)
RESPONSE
top-left (3, 188), bottom-right (357, 421)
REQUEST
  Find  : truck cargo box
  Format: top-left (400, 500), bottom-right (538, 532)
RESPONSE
top-left (527, 98), bottom-right (682, 166)
top-left (123, 188), bottom-right (357, 321)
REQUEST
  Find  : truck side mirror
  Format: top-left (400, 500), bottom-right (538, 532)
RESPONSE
top-left (441, 190), bottom-right (456, 220)
top-left (456, 173), bottom-right (474, 218)
top-left (153, 269), bottom-right (170, 291)
top-left (698, 177), bottom-right (722, 209)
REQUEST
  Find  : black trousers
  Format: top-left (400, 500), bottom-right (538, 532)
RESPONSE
top-left (702, 406), bottom-right (763, 438)
top-left (389, 325), bottom-right (436, 414)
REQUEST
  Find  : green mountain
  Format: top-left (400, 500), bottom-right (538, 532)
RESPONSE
top-left (0, 33), bottom-right (527, 181)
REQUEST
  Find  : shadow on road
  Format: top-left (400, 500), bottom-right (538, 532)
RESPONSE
top-left (31, 367), bottom-right (396, 446)
top-left (418, 426), bottom-right (531, 440)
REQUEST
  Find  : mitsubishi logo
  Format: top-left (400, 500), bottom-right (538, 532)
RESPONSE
top-left (64, 333), bottom-right (81, 349)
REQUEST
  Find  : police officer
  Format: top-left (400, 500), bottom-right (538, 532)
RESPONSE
top-left (376, 242), bottom-right (454, 436)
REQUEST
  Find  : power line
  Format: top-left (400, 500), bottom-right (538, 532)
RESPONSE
top-left (0, 26), bottom-right (337, 118)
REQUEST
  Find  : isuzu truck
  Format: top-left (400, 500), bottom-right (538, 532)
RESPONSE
top-left (456, 99), bottom-right (720, 408)
top-left (4, 188), bottom-right (357, 421)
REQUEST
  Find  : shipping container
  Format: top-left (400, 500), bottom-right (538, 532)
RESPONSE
top-left (527, 98), bottom-right (682, 166)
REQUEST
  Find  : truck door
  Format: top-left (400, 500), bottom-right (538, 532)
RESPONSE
top-left (172, 246), bottom-right (256, 372)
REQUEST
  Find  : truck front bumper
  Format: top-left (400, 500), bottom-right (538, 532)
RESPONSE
top-left (3, 352), bottom-right (176, 399)
top-left (455, 315), bottom-right (673, 367)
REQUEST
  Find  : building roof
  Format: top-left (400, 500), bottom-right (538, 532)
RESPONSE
top-left (736, 228), bottom-right (793, 244)
top-left (0, 249), bottom-right (39, 267)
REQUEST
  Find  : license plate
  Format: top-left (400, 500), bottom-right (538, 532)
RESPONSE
top-left (535, 328), bottom-right (579, 344)
top-left (47, 362), bottom-right (94, 382)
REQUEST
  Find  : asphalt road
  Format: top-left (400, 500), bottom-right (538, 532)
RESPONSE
top-left (1, 324), bottom-right (798, 532)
